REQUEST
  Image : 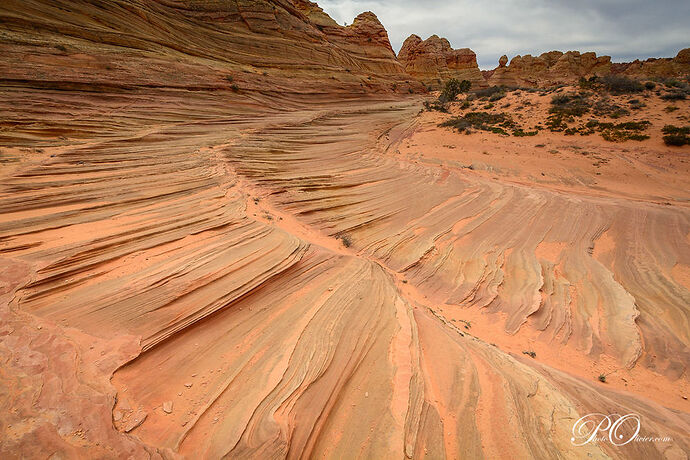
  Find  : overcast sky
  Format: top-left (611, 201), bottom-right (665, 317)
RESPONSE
top-left (318, 0), bottom-right (690, 69)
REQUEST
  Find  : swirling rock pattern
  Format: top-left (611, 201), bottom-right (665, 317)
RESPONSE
top-left (0, 1), bottom-right (689, 458)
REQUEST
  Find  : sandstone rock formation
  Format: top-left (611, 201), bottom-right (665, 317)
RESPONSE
top-left (398, 34), bottom-right (487, 90)
top-left (613, 48), bottom-right (690, 79)
top-left (1, 0), bottom-right (690, 458)
top-left (0, 0), bottom-right (422, 95)
top-left (488, 48), bottom-right (690, 88)
top-left (488, 51), bottom-right (612, 87)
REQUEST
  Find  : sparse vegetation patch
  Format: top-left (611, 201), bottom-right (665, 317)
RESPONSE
top-left (439, 111), bottom-right (516, 135)
top-left (662, 125), bottom-right (690, 146)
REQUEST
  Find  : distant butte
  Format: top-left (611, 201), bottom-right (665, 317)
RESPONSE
top-left (398, 34), bottom-right (487, 90)
top-left (485, 48), bottom-right (690, 88)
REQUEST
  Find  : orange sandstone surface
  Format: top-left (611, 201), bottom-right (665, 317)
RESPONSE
top-left (1, 1), bottom-right (689, 459)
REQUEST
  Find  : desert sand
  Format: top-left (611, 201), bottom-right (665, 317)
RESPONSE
top-left (1, 1), bottom-right (689, 459)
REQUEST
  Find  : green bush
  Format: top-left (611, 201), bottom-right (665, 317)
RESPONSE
top-left (423, 100), bottom-right (449, 113)
top-left (439, 78), bottom-right (472, 102)
top-left (512, 129), bottom-right (538, 137)
top-left (593, 98), bottom-right (630, 118)
top-left (579, 76), bottom-right (599, 90)
top-left (439, 111), bottom-right (515, 134)
top-left (475, 86), bottom-right (504, 99)
top-left (337, 234), bottom-right (353, 247)
top-left (549, 94), bottom-right (590, 117)
top-left (489, 91), bottom-right (506, 102)
top-left (663, 134), bottom-right (689, 146)
top-left (661, 91), bottom-right (687, 101)
top-left (600, 75), bottom-right (644, 94)
top-left (662, 125), bottom-right (690, 146)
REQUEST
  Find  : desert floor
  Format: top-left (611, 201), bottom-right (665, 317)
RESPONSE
top-left (1, 82), bottom-right (689, 458)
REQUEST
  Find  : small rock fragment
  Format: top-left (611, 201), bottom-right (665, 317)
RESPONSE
top-left (162, 401), bottom-right (173, 414)
top-left (124, 410), bottom-right (147, 432)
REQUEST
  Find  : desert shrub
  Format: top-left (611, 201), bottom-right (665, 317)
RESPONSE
top-left (337, 234), bottom-right (353, 247)
top-left (231, 84), bottom-right (239, 92)
top-left (545, 115), bottom-right (569, 132)
top-left (598, 374), bottom-right (606, 383)
top-left (665, 106), bottom-right (679, 113)
top-left (226, 75), bottom-right (234, 82)
top-left (439, 111), bottom-right (515, 135)
top-left (547, 94), bottom-right (590, 131)
top-left (595, 120), bottom-right (651, 142)
top-left (439, 78), bottom-right (471, 102)
top-left (628, 99), bottom-right (646, 110)
top-left (489, 91), bottom-right (506, 102)
top-left (512, 129), bottom-right (538, 137)
top-left (644, 81), bottom-right (656, 90)
top-left (474, 86), bottom-right (505, 99)
top-left (423, 100), bottom-right (449, 113)
top-left (662, 125), bottom-right (690, 146)
top-left (593, 98), bottom-right (630, 118)
top-left (553, 119), bottom-right (651, 141)
top-left (550, 94), bottom-right (590, 117)
top-left (601, 75), bottom-right (644, 94)
top-left (461, 100), bottom-right (471, 109)
top-left (551, 94), bottom-right (571, 105)
top-left (663, 134), bottom-right (689, 146)
top-left (661, 91), bottom-right (687, 101)
top-left (579, 76), bottom-right (599, 90)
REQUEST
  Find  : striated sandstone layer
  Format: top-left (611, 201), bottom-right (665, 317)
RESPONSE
top-left (398, 34), bottom-right (487, 90)
top-left (0, 0), bottom-right (422, 95)
top-left (1, 1), bottom-right (690, 459)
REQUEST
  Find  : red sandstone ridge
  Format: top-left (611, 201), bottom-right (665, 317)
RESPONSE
top-left (0, 0), bottom-right (422, 94)
top-left (612, 48), bottom-right (690, 79)
top-left (298, 7), bottom-right (409, 79)
top-left (397, 34), bottom-right (487, 90)
top-left (488, 48), bottom-right (690, 88)
top-left (488, 51), bottom-right (612, 87)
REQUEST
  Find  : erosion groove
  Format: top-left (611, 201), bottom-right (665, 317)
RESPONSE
top-left (0, 0), bottom-right (689, 458)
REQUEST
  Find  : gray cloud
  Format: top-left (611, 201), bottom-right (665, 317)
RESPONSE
top-left (317, 0), bottom-right (690, 69)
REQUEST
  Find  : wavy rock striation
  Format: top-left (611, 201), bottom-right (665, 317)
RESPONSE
top-left (1, 1), bottom-right (689, 458)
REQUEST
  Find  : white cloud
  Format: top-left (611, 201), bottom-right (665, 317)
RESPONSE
top-left (317, 0), bottom-right (690, 69)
